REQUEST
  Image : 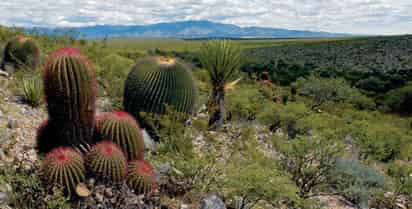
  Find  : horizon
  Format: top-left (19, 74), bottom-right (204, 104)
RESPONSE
top-left (1, 1), bottom-right (412, 35)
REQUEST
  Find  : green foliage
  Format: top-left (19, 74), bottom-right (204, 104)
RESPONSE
top-left (278, 135), bottom-right (344, 198)
top-left (22, 74), bottom-right (43, 107)
top-left (330, 159), bottom-right (385, 208)
top-left (41, 147), bottom-right (86, 196)
top-left (0, 165), bottom-right (71, 209)
top-left (96, 111), bottom-right (145, 160)
top-left (380, 83), bottom-right (412, 114)
top-left (2, 35), bottom-right (41, 71)
top-left (86, 141), bottom-right (128, 183)
top-left (127, 160), bottom-right (157, 195)
top-left (43, 48), bottom-right (97, 149)
top-left (225, 84), bottom-right (272, 122)
top-left (387, 162), bottom-right (412, 196)
top-left (124, 56), bottom-right (197, 117)
top-left (222, 136), bottom-right (300, 208)
top-left (350, 119), bottom-right (412, 162)
top-left (97, 53), bottom-right (134, 108)
top-left (295, 75), bottom-right (373, 110)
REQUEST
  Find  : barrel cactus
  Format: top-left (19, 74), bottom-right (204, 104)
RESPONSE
top-left (86, 141), bottom-right (127, 183)
top-left (1, 35), bottom-right (40, 72)
top-left (95, 111), bottom-right (145, 160)
top-left (36, 119), bottom-right (59, 154)
top-left (43, 48), bottom-right (97, 148)
top-left (127, 160), bottom-right (157, 195)
top-left (123, 56), bottom-right (197, 117)
top-left (41, 147), bottom-right (86, 195)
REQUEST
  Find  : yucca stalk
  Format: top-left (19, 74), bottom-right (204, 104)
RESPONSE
top-left (199, 40), bottom-right (241, 129)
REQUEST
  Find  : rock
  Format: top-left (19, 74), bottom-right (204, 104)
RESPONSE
top-left (7, 119), bottom-right (18, 129)
top-left (158, 162), bottom-right (172, 175)
top-left (181, 204), bottom-right (189, 209)
top-left (0, 192), bottom-right (8, 203)
top-left (0, 70), bottom-right (9, 77)
top-left (142, 129), bottom-right (156, 151)
top-left (95, 192), bottom-right (104, 203)
top-left (200, 195), bottom-right (226, 209)
top-left (104, 187), bottom-right (113, 197)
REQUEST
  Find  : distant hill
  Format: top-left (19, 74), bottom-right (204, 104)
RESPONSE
top-left (29, 20), bottom-right (352, 39)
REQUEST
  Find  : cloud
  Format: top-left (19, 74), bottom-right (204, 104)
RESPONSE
top-left (0, 0), bottom-right (411, 34)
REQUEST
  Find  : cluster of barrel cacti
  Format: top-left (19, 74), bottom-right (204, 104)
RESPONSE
top-left (36, 48), bottom-right (158, 197)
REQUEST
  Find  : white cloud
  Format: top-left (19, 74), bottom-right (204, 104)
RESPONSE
top-left (0, 0), bottom-right (411, 34)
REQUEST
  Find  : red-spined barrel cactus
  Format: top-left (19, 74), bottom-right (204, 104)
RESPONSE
top-left (36, 119), bottom-right (59, 154)
top-left (123, 56), bottom-right (197, 117)
top-left (43, 48), bottom-right (97, 148)
top-left (95, 111), bottom-right (145, 160)
top-left (2, 35), bottom-right (40, 72)
top-left (86, 141), bottom-right (127, 183)
top-left (127, 160), bottom-right (158, 195)
top-left (41, 147), bottom-right (86, 195)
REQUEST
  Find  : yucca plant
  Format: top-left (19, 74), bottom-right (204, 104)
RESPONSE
top-left (199, 40), bottom-right (242, 129)
top-left (95, 111), bottom-right (145, 160)
top-left (86, 141), bottom-right (127, 183)
top-left (22, 75), bottom-right (43, 107)
top-left (41, 147), bottom-right (86, 196)
top-left (127, 160), bottom-right (157, 195)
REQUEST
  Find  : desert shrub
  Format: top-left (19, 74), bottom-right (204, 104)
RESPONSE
top-left (350, 120), bottom-right (412, 162)
top-left (387, 162), bottom-right (412, 197)
top-left (225, 84), bottom-right (271, 122)
top-left (97, 53), bottom-right (135, 108)
top-left (277, 135), bottom-right (343, 198)
top-left (294, 75), bottom-right (371, 110)
top-left (21, 74), bottom-right (43, 107)
top-left (380, 83), bottom-right (412, 114)
top-left (257, 102), bottom-right (309, 138)
top-left (329, 159), bottom-right (385, 208)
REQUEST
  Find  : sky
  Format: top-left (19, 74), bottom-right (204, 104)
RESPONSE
top-left (0, 0), bottom-right (411, 35)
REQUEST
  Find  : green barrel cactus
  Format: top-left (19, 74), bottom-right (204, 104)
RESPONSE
top-left (95, 111), bottom-right (145, 160)
top-left (1, 35), bottom-right (40, 72)
top-left (123, 56), bottom-right (197, 117)
top-left (86, 141), bottom-right (127, 183)
top-left (41, 147), bottom-right (86, 195)
top-left (127, 160), bottom-right (158, 195)
top-left (43, 48), bottom-right (97, 148)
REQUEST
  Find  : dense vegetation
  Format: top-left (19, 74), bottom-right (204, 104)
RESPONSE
top-left (0, 26), bottom-right (411, 209)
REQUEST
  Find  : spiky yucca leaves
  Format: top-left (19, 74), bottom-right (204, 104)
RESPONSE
top-left (43, 48), bottom-right (97, 148)
top-left (86, 141), bottom-right (127, 183)
top-left (41, 147), bottom-right (86, 195)
top-left (123, 56), bottom-right (197, 117)
top-left (96, 111), bottom-right (145, 160)
top-left (2, 35), bottom-right (40, 71)
top-left (199, 40), bottom-right (241, 129)
top-left (127, 160), bottom-right (157, 195)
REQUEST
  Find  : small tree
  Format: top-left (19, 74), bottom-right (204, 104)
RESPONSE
top-left (279, 135), bottom-right (343, 198)
top-left (199, 40), bottom-right (241, 129)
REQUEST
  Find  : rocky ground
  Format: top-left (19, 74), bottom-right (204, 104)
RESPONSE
top-left (0, 74), bottom-right (361, 209)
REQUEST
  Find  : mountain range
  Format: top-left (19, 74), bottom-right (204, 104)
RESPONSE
top-left (30, 20), bottom-right (352, 39)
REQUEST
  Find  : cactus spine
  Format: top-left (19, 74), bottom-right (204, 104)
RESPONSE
top-left (41, 147), bottom-right (86, 195)
top-left (2, 35), bottom-right (40, 71)
top-left (123, 56), bottom-right (197, 117)
top-left (96, 111), bottom-right (145, 160)
top-left (127, 160), bottom-right (157, 195)
top-left (86, 141), bottom-right (127, 183)
top-left (43, 48), bottom-right (96, 149)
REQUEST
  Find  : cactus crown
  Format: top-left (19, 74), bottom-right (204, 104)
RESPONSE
top-left (2, 35), bottom-right (40, 71)
top-left (86, 141), bottom-right (127, 183)
top-left (96, 111), bottom-right (145, 160)
top-left (43, 47), bottom-right (97, 148)
top-left (41, 147), bottom-right (86, 195)
top-left (127, 160), bottom-right (157, 195)
top-left (123, 56), bottom-right (197, 117)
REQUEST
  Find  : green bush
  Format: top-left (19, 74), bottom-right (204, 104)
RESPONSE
top-left (380, 83), bottom-right (412, 115)
top-left (98, 53), bottom-right (135, 108)
top-left (330, 159), bottom-right (385, 208)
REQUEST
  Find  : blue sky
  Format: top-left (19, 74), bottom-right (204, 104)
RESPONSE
top-left (0, 0), bottom-right (411, 35)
